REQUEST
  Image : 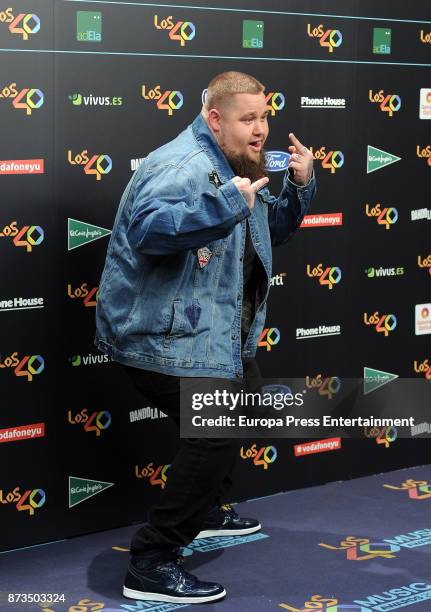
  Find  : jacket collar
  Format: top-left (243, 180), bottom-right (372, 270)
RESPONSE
top-left (191, 114), bottom-right (235, 185)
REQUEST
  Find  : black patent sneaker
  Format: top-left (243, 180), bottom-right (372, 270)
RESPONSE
top-left (123, 553), bottom-right (226, 604)
top-left (195, 503), bottom-right (261, 539)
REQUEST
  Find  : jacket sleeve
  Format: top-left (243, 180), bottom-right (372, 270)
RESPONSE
top-left (127, 164), bottom-right (250, 255)
top-left (263, 170), bottom-right (316, 247)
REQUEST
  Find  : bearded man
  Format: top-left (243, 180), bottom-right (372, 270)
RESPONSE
top-left (95, 71), bottom-right (316, 604)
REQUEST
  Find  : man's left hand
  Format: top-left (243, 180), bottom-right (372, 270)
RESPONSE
top-left (287, 132), bottom-right (314, 186)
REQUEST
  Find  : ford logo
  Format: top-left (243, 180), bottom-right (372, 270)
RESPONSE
top-left (265, 151), bottom-right (290, 172)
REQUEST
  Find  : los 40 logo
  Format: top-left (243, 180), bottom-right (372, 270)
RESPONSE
top-left (68, 409), bottom-right (112, 436)
top-left (0, 486), bottom-right (45, 515)
top-left (67, 283), bottom-right (99, 307)
top-left (364, 312), bottom-right (397, 336)
top-left (0, 7), bottom-right (40, 40)
top-left (308, 146), bottom-right (344, 173)
top-left (365, 203), bottom-right (398, 229)
top-left (306, 263), bottom-right (342, 289)
top-left (416, 145), bottom-right (431, 166)
top-left (0, 82), bottom-right (44, 115)
top-left (258, 327), bottom-right (280, 351)
top-left (369, 89), bottom-right (401, 117)
top-left (414, 359), bottom-right (431, 380)
top-left (135, 463), bottom-right (170, 488)
top-left (153, 14), bottom-right (196, 46)
top-left (68, 150), bottom-right (112, 181)
top-left (319, 535), bottom-right (400, 561)
top-left (141, 84), bottom-right (184, 116)
top-left (240, 443), bottom-right (278, 469)
top-left (307, 23), bottom-right (342, 52)
top-left (305, 375), bottom-right (341, 399)
top-left (0, 221), bottom-right (44, 252)
top-left (0, 352), bottom-right (44, 381)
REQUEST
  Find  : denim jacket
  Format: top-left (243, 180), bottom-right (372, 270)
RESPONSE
top-left (95, 114), bottom-right (316, 379)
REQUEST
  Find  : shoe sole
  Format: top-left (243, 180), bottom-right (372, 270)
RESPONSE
top-left (195, 523), bottom-right (261, 539)
top-left (123, 586), bottom-right (227, 604)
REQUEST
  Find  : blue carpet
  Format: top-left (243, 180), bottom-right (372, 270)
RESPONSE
top-left (2, 465), bottom-right (431, 612)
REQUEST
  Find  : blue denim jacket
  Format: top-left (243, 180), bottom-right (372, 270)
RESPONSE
top-left (95, 114), bottom-right (316, 379)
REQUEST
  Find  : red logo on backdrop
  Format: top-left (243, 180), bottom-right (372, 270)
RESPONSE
top-left (294, 437), bottom-right (341, 456)
top-left (0, 159), bottom-right (44, 175)
top-left (300, 213), bottom-right (343, 227)
top-left (0, 423), bottom-right (45, 443)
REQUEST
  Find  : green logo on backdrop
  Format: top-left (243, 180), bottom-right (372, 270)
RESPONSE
top-left (367, 145), bottom-right (401, 174)
top-left (77, 11), bottom-right (102, 42)
top-left (364, 367), bottom-right (398, 395)
top-left (242, 20), bottom-right (264, 48)
top-left (69, 476), bottom-right (114, 508)
top-left (68, 218), bottom-right (111, 251)
top-left (373, 28), bottom-right (391, 54)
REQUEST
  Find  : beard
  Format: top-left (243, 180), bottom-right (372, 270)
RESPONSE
top-left (224, 148), bottom-right (268, 183)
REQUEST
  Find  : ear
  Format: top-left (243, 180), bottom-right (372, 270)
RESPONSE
top-left (207, 108), bottom-right (222, 133)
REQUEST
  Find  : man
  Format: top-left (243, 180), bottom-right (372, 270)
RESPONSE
top-left (95, 71), bottom-right (315, 604)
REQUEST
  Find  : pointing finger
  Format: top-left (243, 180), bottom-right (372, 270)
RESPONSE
top-left (289, 132), bottom-right (304, 152)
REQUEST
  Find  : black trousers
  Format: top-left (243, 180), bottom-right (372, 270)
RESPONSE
top-left (122, 358), bottom-right (261, 556)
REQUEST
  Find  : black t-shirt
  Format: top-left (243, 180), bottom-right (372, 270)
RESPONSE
top-left (241, 222), bottom-right (256, 344)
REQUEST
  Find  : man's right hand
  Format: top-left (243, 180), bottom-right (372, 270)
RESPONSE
top-left (231, 176), bottom-right (269, 210)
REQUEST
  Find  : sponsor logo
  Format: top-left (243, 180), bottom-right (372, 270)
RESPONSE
top-left (306, 263), bottom-right (342, 289)
top-left (301, 96), bottom-right (346, 109)
top-left (0, 296), bottom-right (44, 312)
top-left (131, 157), bottom-right (145, 171)
top-left (420, 29), bottom-right (431, 44)
top-left (367, 145), bottom-right (401, 173)
top-left (411, 207), bottom-right (431, 221)
top-left (416, 303), bottom-right (431, 335)
top-left (411, 422), bottom-right (431, 436)
top-left (0, 486), bottom-right (45, 515)
top-left (68, 218), bottom-right (111, 251)
top-left (68, 409), bottom-right (112, 436)
top-left (68, 149), bottom-right (112, 181)
top-left (68, 92), bottom-right (123, 106)
top-left (369, 89), bottom-right (401, 117)
top-left (364, 312), bottom-right (397, 336)
top-left (319, 535), bottom-right (400, 561)
top-left (373, 27), bottom-right (391, 54)
top-left (76, 11), bottom-right (102, 42)
top-left (0, 221), bottom-right (44, 252)
top-left (0, 422), bottom-right (45, 444)
top-left (265, 151), bottom-right (290, 172)
top-left (0, 352), bottom-right (44, 381)
top-left (300, 212), bottom-right (343, 227)
top-left (420, 89), bottom-right (431, 119)
top-left (242, 19), bottom-right (264, 48)
top-left (363, 367), bottom-right (398, 395)
top-left (294, 437), bottom-right (341, 457)
top-left (258, 327), bottom-right (280, 351)
top-left (270, 272), bottom-right (286, 286)
top-left (280, 595), bottom-right (369, 611)
top-left (240, 443), bottom-right (277, 469)
top-left (69, 476), bottom-right (113, 508)
top-left (307, 23), bottom-right (342, 52)
top-left (365, 202), bottom-right (398, 229)
top-left (153, 14), bottom-right (196, 46)
top-left (69, 353), bottom-right (110, 367)
top-left (364, 425), bottom-right (397, 448)
top-left (265, 91), bottom-right (285, 115)
top-left (296, 324), bottom-right (341, 339)
top-left (0, 82), bottom-right (44, 115)
top-left (384, 481), bottom-right (431, 501)
top-left (0, 159), bottom-right (43, 174)
top-left (305, 375), bottom-right (341, 399)
top-left (414, 358), bottom-right (431, 380)
top-left (416, 144), bottom-right (431, 166)
top-left (67, 283), bottom-right (98, 307)
top-left (365, 266), bottom-right (404, 278)
top-left (141, 84), bottom-right (183, 116)
top-left (0, 7), bottom-right (40, 40)
top-left (308, 146), bottom-right (344, 173)
top-left (130, 407), bottom-right (168, 422)
top-left (418, 254), bottom-right (431, 275)
top-left (135, 463), bottom-right (170, 488)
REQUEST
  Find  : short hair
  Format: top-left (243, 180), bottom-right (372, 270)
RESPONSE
top-left (205, 71), bottom-right (265, 111)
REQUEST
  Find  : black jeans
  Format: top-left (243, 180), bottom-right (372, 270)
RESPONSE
top-left (122, 358), bottom-right (261, 556)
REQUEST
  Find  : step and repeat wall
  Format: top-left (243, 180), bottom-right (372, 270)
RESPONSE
top-left (1, 0), bottom-right (430, 551)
